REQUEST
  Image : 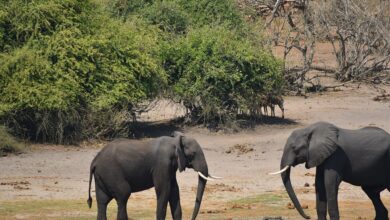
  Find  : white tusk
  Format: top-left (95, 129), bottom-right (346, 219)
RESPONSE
top-left (198, 172), bottom-right (215, 181)
top-left (209, 174), bottom-right (223, 179)
top-left (268, 165), bottom-right (290, 175)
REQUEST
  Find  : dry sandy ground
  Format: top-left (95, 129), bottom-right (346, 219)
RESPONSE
top-left (0, 83), bottom-right (390, 219)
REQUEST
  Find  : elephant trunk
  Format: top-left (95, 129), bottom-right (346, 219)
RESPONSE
top-left (191, 176), bottom-right (207, 220)
top-left (191, 162), bottom-right (208, 220)
top-left (281, 162), bottom-right (310, 219)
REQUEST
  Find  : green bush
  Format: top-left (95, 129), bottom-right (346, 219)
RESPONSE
top-left (107, 0), bottom-right (243, 30)
top-left (0, 0), bottom-right (284, 142)
top-left (0, 0), bottom-right (166, 143)
top-left (161, 26), bottom-right (283, 124)
top-left (0, 0), bottom-right (97, 51)
top-left (108, 0), bottom-right (153, 17)
top-left (141, 1), bottom-right (189, 34)
top-left (177, 0), bottom-right (244, 29)
top-left (0, 126), bottom-right (24, 156)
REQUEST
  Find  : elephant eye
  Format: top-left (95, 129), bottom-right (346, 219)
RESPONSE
top-left (292, 146), bottom-right (298, 152)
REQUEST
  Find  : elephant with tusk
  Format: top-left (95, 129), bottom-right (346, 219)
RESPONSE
top-left (87, 131), bottom-right (221, 220)
top-left (270, 122), bottom-right (390, 220)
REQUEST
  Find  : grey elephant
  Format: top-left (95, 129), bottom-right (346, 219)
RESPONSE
top-left (270, 122), bottom-right (390, 220)
top-left (87, 132), bottom-right (221, 220)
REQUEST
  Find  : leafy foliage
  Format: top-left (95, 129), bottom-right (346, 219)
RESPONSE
top-left (141, 1), bottom-right (189, 34)
top-left (107, 0), bottom-right (244, 31)
top-left (0, 126), bottom-right (24, 156)
top-left (0, 0), bottom-right (165, 143)
top-left (0, 0), bottom-right (96, 51)
top-left (0, 0), bottom-right (284, 143)
top-left (109, 0), bottom-right (154, 17)
top-left (161, 26), bottom-right (283, 123)
top-left (177, 0), bottom-right (244, 29)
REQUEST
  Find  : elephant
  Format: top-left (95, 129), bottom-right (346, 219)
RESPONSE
top-left (87, 131), bottom-right (221, 220)
top-left (269, 122), bottom-right (390, 220)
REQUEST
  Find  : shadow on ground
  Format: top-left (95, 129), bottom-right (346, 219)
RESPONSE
top-left (128, 115), bottom-right (298, 138)
top-left (234, 115), bottom-right (298, 130)
top-left (129, 119), bottom-right (183, 139)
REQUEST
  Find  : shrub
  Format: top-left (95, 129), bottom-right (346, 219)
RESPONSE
top-left (0, 0), bottom-right (97, 51)
top-left (176, 0), bottom-right (244, 29)
top-left (0, 126), bottom-right (24, 156)
top-left (108, 0), bottom-right (153, 17)
top-left (0, 1), bottom-right (166, 143)
top-left (0, 0), bottom-right (284, 142)
top-left (161, 26), bottom-right (283, 124)
top-left (141, 1), bottom-right (189, 34)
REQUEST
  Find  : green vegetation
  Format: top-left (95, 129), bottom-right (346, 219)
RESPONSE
top-left (0, 0), bottom-right (283, 143)
top-left (0, 199), bottom-right (185, 219)
top-left (0, 194), bottom-right (382, 219)
top-left (0, 199), bottom-right (126, 220)
top-left (162, 26), bottom-right (283, 123)
top-left (230, 192), bottom-right (287, 206)
top-left (0, 126), bottom-right (24, 156)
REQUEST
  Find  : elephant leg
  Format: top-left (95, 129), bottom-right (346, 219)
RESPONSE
top-left (315, 167), bottom-right (327, 220)
top-left (324, 169), bottom-right (342, 220)
top-left (362, 186), bottom-right (388, 220)
top-left (116, 199), bottom-right (129, 220)
top-left (169, 178), bottom-right (182, 220)
top-left (115, 182), bottom-right (131, 220)
top-left (155, 180), bottom-right (171, 220)
top-left (95, 184), bottom-right (113, 220)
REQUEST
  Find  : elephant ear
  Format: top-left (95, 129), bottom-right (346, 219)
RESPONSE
top-left (306, 123), bottom-right (339, 168)
top-left (174, 133), bottom-right (186, 172)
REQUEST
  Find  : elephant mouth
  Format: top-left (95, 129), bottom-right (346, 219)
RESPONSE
top-left (296, 155), bottom-right (307, 164)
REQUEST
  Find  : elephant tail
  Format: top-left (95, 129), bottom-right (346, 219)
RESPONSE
top-left (87, 165), bottom-right (95, 209)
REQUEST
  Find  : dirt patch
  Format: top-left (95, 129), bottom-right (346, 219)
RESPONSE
top-left (225, 143), bottom-right (254, 155)
top-left (0, 181), bottom-right (31, 190)
top-left (373, 93), bottom-right (390, 102)
top-left (200, 209), bottom-right (226, 214)
top-left (286, 202), bottom-right (309, 210)
top-left (192, 183), bottom-right (241, 193)
top-left (231, 203), bottom-right (252, 210)
top-left (304, 172), bottom-right (315, 177)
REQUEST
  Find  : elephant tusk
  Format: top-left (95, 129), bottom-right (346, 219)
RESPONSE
top-left (198, 172), bottom-right (215, 181)
top-left (268, 165), bottom-right (290, 175)
top-left (209, 174), bottom-right (223, 179)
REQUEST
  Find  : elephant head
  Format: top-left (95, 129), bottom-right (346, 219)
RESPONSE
top-left (269, 122), bottom-right (339, 219)
top-left (172, 131), bottom-right (221, 220)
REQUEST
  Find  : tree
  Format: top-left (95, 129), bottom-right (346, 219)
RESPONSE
top-left (316, 0), bottom-right (390, 81)
top-left (249, 0), bottom-right (390, 92)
